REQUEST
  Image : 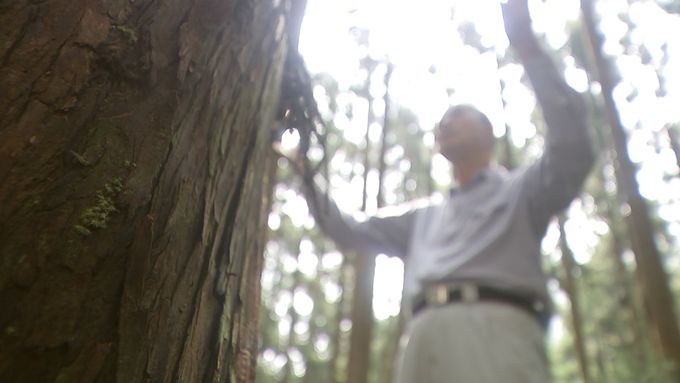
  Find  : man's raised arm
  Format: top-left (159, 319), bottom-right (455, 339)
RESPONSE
top-left (503, 0), bottom-right (596, 236)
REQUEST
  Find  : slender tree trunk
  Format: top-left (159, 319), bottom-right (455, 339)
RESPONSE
top-left (282, 250), bottom-right (302, 383)
top-left (582, 44), bottom-right (649, 369)
top-left (375, 62), bottom-right (402, 383)
top-left (377, 63), bottom-right (394, 208)
top-left (557, 216), bottom-right (592, 383)
top-left (347, 101), bottom-right (376, 383)
top-left (328, 144), bottom-right (363, 383)
top-left (602, 190), bottom-right (648, 361)
top-left (0, 1), bottom-right (299, 382)
top-left (346, 253), bottom-right (375, 383)
top-left (580, 0), bottom-right (680, 369)
top-left (347, 57), bottom-right (380, 383)
top-left (359, 59), bottom-right (377, 213)
top-left (303, 254), bottom-right (325, 383)
top-left (379, 314), bottom-right (404, 383)
top-left (592, 339), bottom-right (609, 383)
top-left (495, 54), bottom-right (517, 169)
top-left (329, 256), bottom-right (350, 383)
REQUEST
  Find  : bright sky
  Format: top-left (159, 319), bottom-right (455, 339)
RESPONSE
top-left (264, 0), bottom-right (680, 367)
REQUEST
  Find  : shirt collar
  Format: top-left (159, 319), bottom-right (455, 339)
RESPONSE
top-left (448, 167), bottom-right (497, 197)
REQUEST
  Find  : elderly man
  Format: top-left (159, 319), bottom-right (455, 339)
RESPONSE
top-left (296, 0), bottom-right (594, 381)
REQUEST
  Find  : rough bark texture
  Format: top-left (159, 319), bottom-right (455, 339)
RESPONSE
top-left (0, 0), bottom-right (297, 382)
top-left (580, 0), bottom-right (680, 370)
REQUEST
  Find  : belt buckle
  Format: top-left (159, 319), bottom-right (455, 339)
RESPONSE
top-left (426, 285), bottom-right (449, 306)
top-left (460, 284), bottom-right (479, 303)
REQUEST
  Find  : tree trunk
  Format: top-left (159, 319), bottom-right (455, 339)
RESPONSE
top-left (495, 54), bottom-right (517, 170)
top-left (595, 171), bottom-right (649, 367)
top-left (0, 1), bottom-right (299, 382)
top-left (376, 62), bottom-right (394, 209)
top-left (346, 253), bottom-right (375, 383)
top-left (328, 256), bottom-right (350, 383)
top-left (557, 216), bottom-right (592, 383)
top-left (375, 62), bottom-right (401, 383)
top-left (282, 249), bottom-right (302, 383)
top-left (580, 0), bottom-right (680, 369)
top-left (379, 314), bottom-right (404, 383)
top-left (582, 42), bottom-right (649, 370)
top-left (347, 57), bottom-right (379, 383)
top-left (346, 150), bottom-right (375, 383)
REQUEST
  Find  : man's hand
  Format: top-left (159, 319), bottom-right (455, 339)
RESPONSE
top-left (501, 0), bottom-right (540, 58)
top-left (272, 141), bottom-right (309, 179)
top-left (288, 153), bottom-right (307, 178)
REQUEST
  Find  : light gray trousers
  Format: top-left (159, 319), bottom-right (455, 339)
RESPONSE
top-left (394, 302), bottom-right (550, 383)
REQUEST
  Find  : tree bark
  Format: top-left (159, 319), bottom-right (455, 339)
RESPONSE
top-left (375, 62), bottom-right (401, 383)
top-left (495, 54), bottom-right (517, 170)
top-left (580, 0), bottom-right (680, 370)
top-left (346, 56), bottom-right (380, 383)
top-left (281, 248), bottom-right (302, 383)
top-left (596, 168), bottom-right (649, 366)
top-left (0, 1), bottom-right (299, 382)
top-left (328, 256), bottom-right (350, 383)
top-left (377, 62), bottom-right (394, 209)
top-left (557, 216), bottom-right (592, 383)
top-left (346, 253), bottom-right (375, 383)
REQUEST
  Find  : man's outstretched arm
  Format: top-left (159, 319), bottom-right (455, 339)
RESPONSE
top-left (294, 163), bottom-right (419, 259)
top-left (503, 0), bottom-right (596, 237)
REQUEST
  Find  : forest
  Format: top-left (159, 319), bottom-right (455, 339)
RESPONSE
top-left (0, 0), bottom-right (679, 382)
top-left (257, 1), bottom-right (680, 383)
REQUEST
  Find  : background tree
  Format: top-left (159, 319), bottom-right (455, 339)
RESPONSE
top-left (580, 0), bottom-right (680, 372)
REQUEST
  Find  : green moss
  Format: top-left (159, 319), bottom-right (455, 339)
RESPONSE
top-left (73, 225), bottom-right (92, 236)
top-left (74, 178), bottom-right (123, 236)
top-left (69, 150), bottom-right (91, 167)
top-left (112, 24), bottom-right (137, 43)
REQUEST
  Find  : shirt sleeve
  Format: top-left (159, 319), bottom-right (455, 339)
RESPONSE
top-left (520, 52), bottom-right (596, 237)
top-left (300, 175), bottom-right (419, 259)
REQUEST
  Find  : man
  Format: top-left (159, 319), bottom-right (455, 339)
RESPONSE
top-left (295, 1), bottom-right (594, 381)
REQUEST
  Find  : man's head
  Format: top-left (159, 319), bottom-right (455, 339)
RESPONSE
top-left (435, 104), bottom-right (495, 165)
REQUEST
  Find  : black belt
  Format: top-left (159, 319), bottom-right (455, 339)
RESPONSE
top-left (412, 284), bottom-right (550, 328)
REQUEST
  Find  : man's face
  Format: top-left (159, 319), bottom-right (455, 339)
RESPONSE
top-left (435, 108), bottom-right (493, 164)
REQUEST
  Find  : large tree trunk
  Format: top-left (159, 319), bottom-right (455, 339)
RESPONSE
top-left (0, 1), bottom-right (299, 382)
top-left (580, 0), bottom-right (680, 370)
